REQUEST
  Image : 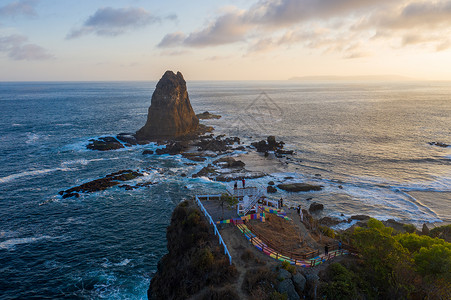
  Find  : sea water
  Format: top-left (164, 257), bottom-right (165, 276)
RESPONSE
top-left (0, 81), bottom-right (450, 299)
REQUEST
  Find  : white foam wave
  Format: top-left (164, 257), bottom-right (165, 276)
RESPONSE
top-left (60, 158), bottom-right (117, 167)
top-left (0, 167), bottom-right (74, 184)
top-left (0, 235), bottom-right (53, 250)
top-left (25, 132), bottom-right (41, 144)
top-left (101, 258), bottom-right (132, 268)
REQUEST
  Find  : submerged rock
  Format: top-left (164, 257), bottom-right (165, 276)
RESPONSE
top-left (267, 185), bottom-right (277, 193)
top-left (428, 141), bottom-right (449, 148)
top-left (155, 141), bottom-right (188, 155)
top-left (196, 111), bottom-right (221, 119)
top-left (277, 183), bottom-right (323, 192)
top-left (136, 71), bottom-right (199, 140)
top-left (59, 170), bottom-right (143, 197)
top-left (213, 157), bottom-right (245, 168)
top-left (86, 136), bottom-right (124, 151)
top-left (309, 202), bottom-right (324, 213)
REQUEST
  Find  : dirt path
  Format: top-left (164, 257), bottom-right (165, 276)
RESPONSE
top-left (219, 225), bottom-right (277, 300)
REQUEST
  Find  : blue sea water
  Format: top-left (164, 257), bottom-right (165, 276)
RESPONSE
top-left (0, 81), bottom-right (450, 299)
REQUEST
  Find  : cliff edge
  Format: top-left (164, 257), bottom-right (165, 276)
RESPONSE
top-left (148, 200), bottom-right (238, 299)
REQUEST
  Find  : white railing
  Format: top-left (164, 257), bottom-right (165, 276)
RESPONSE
top-left (195, 195), bottom-right (232, 265)
top-left (242, 189), bottom-right (265, 215)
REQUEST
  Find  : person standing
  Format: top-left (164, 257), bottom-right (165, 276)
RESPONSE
top-left (234, 181), bottom-right (238, 189)
top-left (325, 245), bottom-right (329, 256)
top-left (242, 178), bottom-right (245, 188)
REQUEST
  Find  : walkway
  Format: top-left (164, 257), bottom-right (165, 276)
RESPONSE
top-left (236, 223), bottom-right (349, 267)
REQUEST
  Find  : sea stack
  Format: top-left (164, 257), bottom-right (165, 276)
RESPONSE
top-left (136, 71), bottom-right (199, 140)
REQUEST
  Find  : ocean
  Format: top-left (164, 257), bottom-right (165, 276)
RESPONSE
top-left (0, 81), bottom-right (450, 299)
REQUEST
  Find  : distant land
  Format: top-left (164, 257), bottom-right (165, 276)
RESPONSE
top-left (289, 75), bottom-right (418, 81)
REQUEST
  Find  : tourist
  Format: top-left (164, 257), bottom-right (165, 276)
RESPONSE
top-left (280, 198), bottom-right (283, 208)
top-left (242, 178), bottom-right (245, 188)
top-left (338, 241), bottom-right (342, 250)
top-left (325, 245), bottom-right (329, 255)
top-left (234, 181), bottom-right (238, 189)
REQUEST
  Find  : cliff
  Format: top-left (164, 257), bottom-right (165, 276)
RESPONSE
top-left (136, 71), bottom-right (199, 140)
top-left (148, 200), bottom-right (238, 299)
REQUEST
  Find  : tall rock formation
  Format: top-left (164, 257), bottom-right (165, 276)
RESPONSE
top-left (136, 71), bottom-right (199, 140)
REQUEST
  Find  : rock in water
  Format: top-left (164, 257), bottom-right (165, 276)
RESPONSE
top-left (136, 71), bottom-right (199, 140)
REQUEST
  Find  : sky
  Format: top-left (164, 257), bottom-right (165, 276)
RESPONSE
top-left (1, 0), bottom-right (451, 81)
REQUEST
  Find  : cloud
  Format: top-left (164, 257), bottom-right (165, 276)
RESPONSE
top-left (184, 11), bottom-right (250, 47)
top-left (368, 1), bottom-right (451, 30)
top-left (159, 0), bottom-right (451, 57)
top-left (0, 34), bottom-right (53, 60)
top-left (67, 7), bottom-right (174, 39)
top-left (247, 0), bottom-right (393, 27)
top-left (0, 0), bottom-right (37, 17)
top-left (158, 0), bottom-right (392, 49)
top-left (157, 32), bottom-right (185, 48)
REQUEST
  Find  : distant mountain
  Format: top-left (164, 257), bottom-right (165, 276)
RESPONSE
top-left (289, 75), bottom-right (417, 81)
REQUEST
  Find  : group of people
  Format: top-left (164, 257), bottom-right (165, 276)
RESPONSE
top-left (233, 179), bottom-right (246, 189)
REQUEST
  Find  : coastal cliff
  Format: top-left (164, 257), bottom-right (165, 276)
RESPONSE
top-left (148, 200), bottom-right (238, 299)
top-left (136, 71), bottom-right (199, 140)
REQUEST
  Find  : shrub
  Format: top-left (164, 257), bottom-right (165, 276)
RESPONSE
top-left (185, 211), bottom-right (201, 227)
top-left (414, 244), bottom-right (451, 278)
top-left (320, 263), bottom-right (358, 300)
top-left (281, 260), bottom-right (296, 274)
top-left (403, 223), bottom-right (416, 233)
top-left (193, 247), bottom-right (214, 271)
top-left (429, 224), bottom-right (451, 239)
top-left (242, 267), bottom-right (277, 296)
top-left (319, 225), bottom-right (335, 238)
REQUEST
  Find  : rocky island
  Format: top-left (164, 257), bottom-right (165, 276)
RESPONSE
top-left (136, 71), bottom-right (199, 141)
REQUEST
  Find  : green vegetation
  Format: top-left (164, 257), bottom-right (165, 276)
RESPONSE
top-left (402, 223), bottom-right (417, 233)
top-left (348, 218), bottom-right (451, 299)
top-left (429, 224), bottom-right (451, 240)
top-left (220, 193), bottom-right (239, 207)
top-left (281, 260), bottom-right (296, 275)
top-left (318, 225), bottom-right (335, 238)
top-left (320, 263), bottom-right (359, 300)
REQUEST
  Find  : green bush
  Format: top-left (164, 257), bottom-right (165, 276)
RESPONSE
top-left (320, 263), bottom-right (358, 300)
top-left (414, 244), bottom-right (451, 277)
top-left (281, 260), bottom-right (296, 274)
top-left (319, 225), bottom-right (335, 238)
top-left (403, 223), bottom-right (416, 233)
top-left (185, 211), bottom-right (201, 226)
top-left (194, 247), bottom-right (214, 271)
top-left (270, 291), bottom-right (287, 300)
top-left (396, 232), bottom-right (447, 253)
top-left (429, 224), bottom-right (451, 238)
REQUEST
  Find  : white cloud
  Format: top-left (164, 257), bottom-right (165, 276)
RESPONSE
top-left (67, 7), bottom-right (175, 39)
top-left (0, 34), bottom-right (53, 60)
top-left (0, 0), bottom-right (38, 17)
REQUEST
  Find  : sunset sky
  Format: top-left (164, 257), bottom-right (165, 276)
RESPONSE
top-left (1, 0), bottom-right (451, 81)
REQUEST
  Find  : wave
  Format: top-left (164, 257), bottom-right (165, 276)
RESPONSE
top-left (0, 167), bottom-right (74, 184)
top-left (0, 235), bottom-right (53, 250)
top-left (25, 132), bottom-right (41, 144)
top-left (60, 157), bottom-right (119, 167)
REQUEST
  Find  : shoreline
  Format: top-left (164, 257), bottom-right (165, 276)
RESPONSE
top-left (234, 146), bottom-right (450, 229)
